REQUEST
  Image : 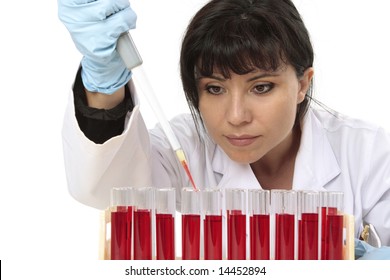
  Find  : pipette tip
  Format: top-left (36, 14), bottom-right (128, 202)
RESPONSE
top-left (175, 149), bottom-right (198, 191)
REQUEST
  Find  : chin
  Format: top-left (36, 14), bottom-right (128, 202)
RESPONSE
top-left (226, 151), bottom-right (260, 165)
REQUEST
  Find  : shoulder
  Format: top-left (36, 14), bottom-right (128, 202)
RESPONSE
top-left (311, 107), bottom-right (383, 137)
top-left (309, 107), bottom-right (390, 154)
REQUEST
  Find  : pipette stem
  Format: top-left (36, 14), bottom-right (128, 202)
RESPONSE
top-left (117, 32), bottom-right (198, 191)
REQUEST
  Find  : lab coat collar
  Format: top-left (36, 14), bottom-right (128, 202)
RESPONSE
top-left (211, 108), bottom-right (341, 191)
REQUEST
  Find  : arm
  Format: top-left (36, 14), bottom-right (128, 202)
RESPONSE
top-left (60, 0), bottom-right (154, 209)
top-left (362, 128), bottom-right (390, 246)
top-left (58, 0), bottom-right (137, 143)
top-left (72, 68), bottom-right (133, 144)
top-left (85, 87), bottom-right (125, 110)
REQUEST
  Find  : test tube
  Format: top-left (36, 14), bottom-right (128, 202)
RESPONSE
top-left (320, 191), bottom-right (344, 260)
top-left (202, 189), bottom-right (223, 260)
top-left (110, 187), bottom-right (133, 260)
top-left (249, 189), bottom-right (270, 260)
top-left (133, 187), bottom-right (154, 260)
top-left (155, 188), bottom-right (176, 260)
top-left (181, 188), bottom-right (201, 260)
top-left (298, 191), bottom-right (319, 260)
top-left (271, 190), bottom-right (297, 260)
top-left (226, 188), bottom-right (247, 260)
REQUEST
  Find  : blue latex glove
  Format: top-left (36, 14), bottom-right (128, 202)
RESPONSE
top-left (355, 238), bottom-right (390, 260)
top-left (58, 0), bottom-right (137, 94)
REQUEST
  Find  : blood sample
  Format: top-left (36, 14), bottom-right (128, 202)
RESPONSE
top-left (182, 214), bottom-right (201, 260)
top-left (249, 189), bottom-right (270, 260)
top-left (133, 187), bottom-right (153, 260)
top-left (271, 190), bottom-right (297, 260)
top-left (181, 188), bottom-right (201, 260)
top-left (298, 191), bottom-right (319, 260)
top-left (320, 192), bottom-right (344, 260)
top-left (110, 187), bottom-right (133, 260)
top-left (226, 189), bottom-right (247, 260)
top-left (202, 189), bottom-right (223, 260)
top-left (155, 188), bottom-right (176, 260)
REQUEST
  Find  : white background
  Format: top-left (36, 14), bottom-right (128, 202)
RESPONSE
top-left (1, 0), bottom-right (390, 278)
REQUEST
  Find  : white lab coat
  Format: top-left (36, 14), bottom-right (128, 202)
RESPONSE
top-left (62, 81), bottom-right (390, 246)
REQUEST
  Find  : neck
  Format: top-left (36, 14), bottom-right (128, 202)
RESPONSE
top-left (250, 125), bottom-right (301, 190)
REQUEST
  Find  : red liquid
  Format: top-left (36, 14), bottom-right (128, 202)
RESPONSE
top-left (299, 213), bottom-right (319, 260)
top-left (133, 209), bottom-right (152, 260)
top-left (275, 213), bottom-right (295, 260)
top-left (325, 214), bottom-right (344, 259)
top-left (227, 210), bottom-right (246, 260)
top-left (111, 206), bottom-right (132, 260)
top-left (321, 207), bottom-right (343, 260)
top-left (250, 214), bottom-right (270, 260)
top-left (204, 215), bottom-right (223, 260)
top-left (181, 160), bottom-right (198, 191)
top-left (182, 214), bottom-right (200, 260)
top-left (156, 213), bottom-right (175, 260)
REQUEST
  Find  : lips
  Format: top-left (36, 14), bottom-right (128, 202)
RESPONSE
top-left (225, 134), bottom-right (260, 147)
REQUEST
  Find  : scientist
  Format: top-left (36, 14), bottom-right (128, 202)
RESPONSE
top-left (58, 0), bottom-right (390, 259)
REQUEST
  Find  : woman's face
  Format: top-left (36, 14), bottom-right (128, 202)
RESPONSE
top-left (197, 64), bottom-right (313, 164)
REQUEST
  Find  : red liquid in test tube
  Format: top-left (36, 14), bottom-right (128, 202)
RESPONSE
top-left (299, 213), bottom-right (319, 259)
top-left (250, 214), bottom-right (270, 260)
top-left (298, 191), bottom-right (319, 260)
top-left (275, 213), bottom-right (295, 260)
top-left (325, 214), bottom-right (344, 259)
top-left (110, 187), bottom-right (133, 260)
top-left (249, 189), bottom-right (270, 260)
top-left (156, 213), bottom-right (175, 260)
top-left (271, 190), bottom-right (297, 260)
top-left (155, 188), bottom-right (176, 260)
top-left (111, 206), bottom-right (132, 260)
top-left (226, 189), bottom-right (247, 260)
top-left (228, 210), bottom-right (246, 260)
top-left (320, 192), bottom-right (344, 260)
top-left (182, 214), bottom-right (200, 260)
top-left (133, 209), bottom-right (152, 260)
top-left (202, 189), bottom-right (223, 260)
top-left (204, 215), bottom-right (223, 260)
top-left (181, 187), bottom-right (201, 260)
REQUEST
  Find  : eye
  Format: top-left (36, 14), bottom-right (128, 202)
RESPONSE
top-left (206, 85), bottom-right (225, 95)
top-left (253, 83), bottom-right (274, 95)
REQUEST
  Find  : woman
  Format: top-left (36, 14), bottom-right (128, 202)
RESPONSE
top-left (58, 0), bottom-right (390, 256)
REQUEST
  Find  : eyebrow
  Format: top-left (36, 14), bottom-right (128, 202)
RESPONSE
top-left (196, 72), bottom-right (281, 82)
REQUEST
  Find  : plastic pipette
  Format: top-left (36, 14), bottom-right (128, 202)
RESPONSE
top-left (117, 32), bottom-right (198, 191)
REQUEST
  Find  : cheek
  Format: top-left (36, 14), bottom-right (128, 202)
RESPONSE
top-left (199, 98), bottom-right (218, 133)
top-left (267, 94), bottom-right (298, 131)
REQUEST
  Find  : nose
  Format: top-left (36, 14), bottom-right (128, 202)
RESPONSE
top-left (225, 94), bottom-right (252, 126)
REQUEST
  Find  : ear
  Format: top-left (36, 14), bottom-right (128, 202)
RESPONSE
top-left (297, 67), bottom-right (314, 103)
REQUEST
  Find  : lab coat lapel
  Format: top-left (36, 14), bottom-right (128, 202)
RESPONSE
top-left (293, 109), bottom-right (341, 191)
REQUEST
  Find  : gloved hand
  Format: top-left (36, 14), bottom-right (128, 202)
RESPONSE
top-left (58, 0), bottom-right (137, 94)
top-left (355, 238), bottom-right (390, 260)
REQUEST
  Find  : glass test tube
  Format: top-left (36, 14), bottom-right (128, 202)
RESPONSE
top-left (133, 187), bottom-right (154, 260)
top-left (249, 189), bottom-right (270, 260)
top-left (271, 190), bottom-right (297, 260)
top-left (202, 189), bottom-right (223, 260)
top-left (181, 188), bottom-right (201, 260)
top-left (298, 191), bottom-right (319, 260)
top-left (155, 188), bottom-right (176, 260)
top-left (226, 188), bottom-right (247, 260)
top-left (110, 187), bottom-right (133, 260)
top-left (320, 191), bottom-right (344, 260)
